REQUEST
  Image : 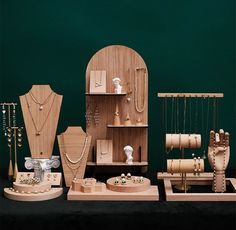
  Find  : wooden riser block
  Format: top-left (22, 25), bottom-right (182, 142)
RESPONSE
top-left (4, 188), bottom-right (63, 201)
top-left (67, 186), bottom-right (159, 201)
top-left (164, 178), bottom-right (236, 201)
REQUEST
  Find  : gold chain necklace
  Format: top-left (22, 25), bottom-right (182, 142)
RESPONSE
top-left (100, 141), bottom-right (108, 159)
top-left (62, 133), bottom-right (88, 180)
top-left (29, 90), bottom-right (55, 111)
top-left (25, 93), bottom-right (57, 136)
top-left (134, 68), bottom-right (146, 113)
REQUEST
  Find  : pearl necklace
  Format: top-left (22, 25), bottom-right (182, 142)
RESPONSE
top-left (62, 134), bottom-right (88, 180)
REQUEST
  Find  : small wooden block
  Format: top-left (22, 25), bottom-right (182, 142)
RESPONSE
top-left (164, 178), bottom-right (236, 201)
top-left (95, 182), bottom-right (106, 192)
top-left (89, 70), bottom-right (106, 93)
top-left (96, 140), bottom-right (113, 164)
top-left (81, 184), bottom-right (95, 193)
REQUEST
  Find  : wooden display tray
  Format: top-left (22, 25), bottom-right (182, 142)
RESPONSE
top-left (67, 186), bottom-right (158, 201)
top-left (164, 177), bottom-right (236, 201)
top-left (4, 188), bottom-right (63, 201)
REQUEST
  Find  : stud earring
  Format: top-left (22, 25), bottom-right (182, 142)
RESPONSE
top-left (85, 106), bottom-right (93, 127)
top-left (17, 127), bottom-right (23, 147)
top-left (2, 105), bottom-right (7, 136)
top-left (12, 104), bottom-right (16, 127)
top-left (7, 127), bottom-right (12, 148)
top-left (93, 106), bottom-right (100, 126)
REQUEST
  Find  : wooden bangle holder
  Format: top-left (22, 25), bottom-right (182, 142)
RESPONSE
top-left (67, 176), bottom-right (159, 201)
top-left (166, 134), bottom-right (201, 149)
top-left (85, 45), bottom-right (148, 170)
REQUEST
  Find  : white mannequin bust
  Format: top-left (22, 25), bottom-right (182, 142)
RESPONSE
top-left (112, 77), bottom-right (122, 94)
top-left (124, 145), bottom-right (133, 165)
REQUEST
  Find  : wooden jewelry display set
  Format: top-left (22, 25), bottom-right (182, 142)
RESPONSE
top-left (4, 85), bottom-right (63, 201)
top-left (65, 45), bottom-right (158, 200)
top-left (85, 45), bottom-right (148, 170)
top-left (157, 93), bottom-right (236, 201)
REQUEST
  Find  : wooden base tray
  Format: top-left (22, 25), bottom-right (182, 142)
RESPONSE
top-left (164, 178), bottom-right (236, 201)
top-left (67, 186), bottom-right (159, 201)
top-left (4, 188), bottom-right (63, 202)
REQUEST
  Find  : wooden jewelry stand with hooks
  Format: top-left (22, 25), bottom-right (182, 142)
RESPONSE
top-left (85, 45), bottom-right (148, 172)
top-left (57, 126), bottom-right (92, 187)
top-left (157, 92), bottom-right (236, 201)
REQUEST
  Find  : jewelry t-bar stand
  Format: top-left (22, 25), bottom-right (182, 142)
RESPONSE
top-left (1, 102), bottom-right (18, 181)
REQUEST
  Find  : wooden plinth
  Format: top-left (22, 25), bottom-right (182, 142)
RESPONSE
top-left (12, 181), bottom-right (51, 193)
top-left (67, 186), bottom-right (158, 201)
top-left (107, 176), bottom-right (150, 193)
top-left (164, 178), bottom-right (236, 201)
top-left (4, 188), bottom-right (63, 201)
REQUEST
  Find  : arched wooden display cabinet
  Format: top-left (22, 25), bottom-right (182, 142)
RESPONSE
top-left (85, 45), bottom-right (148, 172)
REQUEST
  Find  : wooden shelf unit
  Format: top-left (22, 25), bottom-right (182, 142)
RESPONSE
top-left (85, 45), bottom-right (148, 170)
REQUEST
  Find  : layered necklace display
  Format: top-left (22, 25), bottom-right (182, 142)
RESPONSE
top-left (134, 67), bottom-right (146, 113)
top-left (25, 90), bottom-right (56, 136)
top-left (62, 134), bottom-right (88, 180)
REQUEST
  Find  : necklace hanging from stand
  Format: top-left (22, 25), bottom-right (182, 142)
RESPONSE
top-left (134, 68), bottom-right (146, 113)
top-left (62, 134), bottom-right (88, 180)
top-left (25, 93), bottom-right (57, 136)
top-left (29, 90), bottom-right (55, 111)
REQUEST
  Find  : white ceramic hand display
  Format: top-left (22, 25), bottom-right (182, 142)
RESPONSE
top-left (124, 145), bottom-right (133, 165)
top-left (208, 129), bottom-right (230, 193)
top-left (112, 77), bottom-right (122, 94)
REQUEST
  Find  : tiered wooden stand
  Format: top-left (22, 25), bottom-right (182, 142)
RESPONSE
top-left (85, 45), bottom-right (148, 172)
top-left (67, 176), bottom-right (159, 201)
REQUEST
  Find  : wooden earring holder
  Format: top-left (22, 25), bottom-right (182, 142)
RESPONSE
top-left (85, 45), bottom-right (148, 171)
top-left (157, 92), bottom-right (236, 201)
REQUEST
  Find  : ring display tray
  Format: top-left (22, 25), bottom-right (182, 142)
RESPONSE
top-left (164, 177), bottom-right (236, 201)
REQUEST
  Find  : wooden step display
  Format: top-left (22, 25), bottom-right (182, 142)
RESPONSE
top-left (4, 173), bottom-right (63, 201)
top-left (57, 127), bottom-right (92, 187)
top-left (19, 85), bottom-right (63, 159)
top-left (85, 45), bottom-right (148, 171)
top-left (67, 175), bottom-right (159, 201)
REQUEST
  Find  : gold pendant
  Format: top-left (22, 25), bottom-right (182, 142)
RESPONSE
top-left (36, 132), bottom-right (41, 136)
top-left (39, 105), bottom-right (43, 110)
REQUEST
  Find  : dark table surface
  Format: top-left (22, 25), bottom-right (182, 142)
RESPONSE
top-left (0, 171), bottom-right (236, 230)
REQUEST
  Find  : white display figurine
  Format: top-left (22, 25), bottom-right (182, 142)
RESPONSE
top-left (124, 145), bottom-right (133, 165)
top-left (112, 77), bottom-right (122, 94)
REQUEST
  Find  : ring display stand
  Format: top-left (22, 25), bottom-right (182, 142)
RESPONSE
top-left (67, 176), bottom-right (159, 201)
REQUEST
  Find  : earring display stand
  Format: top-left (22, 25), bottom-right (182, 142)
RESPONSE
top-left (157, 92), bottom-right (236, 201)
top-left (57, 126), bottom-right (92, 187)
top-left (85, 45), bottom-right (148, 171)
top-left (4, 85), bottom-right (64, 201)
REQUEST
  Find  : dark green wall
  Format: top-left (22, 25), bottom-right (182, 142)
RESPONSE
top-left (0, 0), bottom-right (235, 172)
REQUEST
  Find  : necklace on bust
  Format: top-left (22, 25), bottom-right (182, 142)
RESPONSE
top-left (29, 90), bottom-right (55, 111)
top-left (62, 133), bottom-right (88, 180)
top-left (134, 68), bottom-right (146, 113)
top-left (25, 93), bottom-right (57, 136)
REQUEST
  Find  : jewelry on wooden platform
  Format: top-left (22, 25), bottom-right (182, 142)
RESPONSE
top-left (19, 177), bottom-right (40, 185)
top-left (127, 173), bottom-right (132, 180)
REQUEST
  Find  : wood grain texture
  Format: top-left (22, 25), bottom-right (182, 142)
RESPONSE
top-left (57, 126), bottom-right (92, 187)
top-left (19, 85), bottom-right (62, 159)
top-left (85, 45), bottom-right (148, 169)
top-left (164, 178), bottom-right (236, 201)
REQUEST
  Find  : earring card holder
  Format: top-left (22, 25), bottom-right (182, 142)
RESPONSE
top-left (16, 172), bottom-right (62, 187)
top-left (96, 140), bottom-right (113, 164)
top-left (89, 70), bottom-right (106, 93)
top-left (164, 177), bottom-right (236, 201)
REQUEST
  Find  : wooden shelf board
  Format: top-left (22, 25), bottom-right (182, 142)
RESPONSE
top-left (87, 161), bottom-right (148, 166)
top-left (107, 125), bottom-right (148, 128)
top-left (86, 93), bottom-right (127, 96)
